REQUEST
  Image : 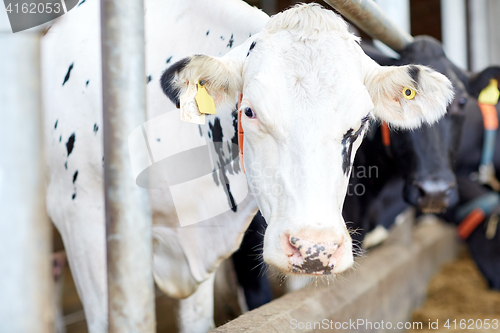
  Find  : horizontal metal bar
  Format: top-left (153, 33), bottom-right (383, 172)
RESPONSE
top-left (324, 0), bottom-right (414, 52)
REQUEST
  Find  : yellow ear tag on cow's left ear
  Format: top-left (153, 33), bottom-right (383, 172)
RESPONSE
top-left (195, 81), bottom-right (217, 115)
top-left (478, 79), bottom-right (500, 105)
top-left (402, 87), bottom-right (416, 100)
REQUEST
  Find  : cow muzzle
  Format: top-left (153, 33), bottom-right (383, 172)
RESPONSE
top-left (279, 230), bottom-right (351, 275)
top-left (406, 179), bottom-right (458, 213)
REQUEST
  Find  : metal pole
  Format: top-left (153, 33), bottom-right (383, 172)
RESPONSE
top-left (323, 0), bottom-right (414, 52)
top-left (469, 0), bottom-right (489, 71)
top-left (487, 0), bottom-right (500, 66)
top-left (372, 0), bottom-right (411, 58)
top-left (441, 0), bottom-right (468, 69)
top-left (0, 25), bottom-right (53, 333)
top-left (100, 0), bottom-right (155, 331)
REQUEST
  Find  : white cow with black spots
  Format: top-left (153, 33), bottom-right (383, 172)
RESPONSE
top-left (42, 0), bottom-right (453, 332)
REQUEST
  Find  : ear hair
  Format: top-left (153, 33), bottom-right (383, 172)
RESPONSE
top-left (160, 54), bottom-right (243, 108)
top-left (467, 66), bottom-right (500, 99)
top-left (366, 64), bottom-right (453, 129)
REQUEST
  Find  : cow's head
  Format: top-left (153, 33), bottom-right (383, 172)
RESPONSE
top-left (381, 36), bottom-right (500, 213)
top-left (160, 5), bottom-right (453, 275)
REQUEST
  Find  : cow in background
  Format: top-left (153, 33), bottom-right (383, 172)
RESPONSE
top-left (355, 40), bottom-right (500, 287)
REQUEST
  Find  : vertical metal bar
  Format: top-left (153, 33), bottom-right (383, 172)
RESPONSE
top-left (323, 0), bottom-right (414, 52)
top-left (441, 0), bottom-right (468, 69)
top-left (487, 0), bottom-right (500, 66)
top-left (0, 28), bottom-right (53, 333)
top-left (100, 0), bottom-right (155, 331)
top-left (469, 0), bottom-right (490, 71)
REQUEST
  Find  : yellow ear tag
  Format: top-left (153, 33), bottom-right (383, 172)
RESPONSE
top-left (195, 81), bottom-right (217, 115)
top-left (478, 79), bottom-right (500, 106)
top-left (402, 87), bottom-right (416, 100)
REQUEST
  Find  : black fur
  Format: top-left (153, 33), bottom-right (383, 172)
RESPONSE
top-left (247, 41), bottom-right (256, 57)
top-left (408, 65), bottom-right (420, 86)
top-left (160, 57), bottom-right (190, 107)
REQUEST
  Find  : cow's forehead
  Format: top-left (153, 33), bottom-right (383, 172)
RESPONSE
top-left (241, 44), bottom-right (373, 136)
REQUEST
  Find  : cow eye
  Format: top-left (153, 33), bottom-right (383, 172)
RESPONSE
top-left (244, 107), bottom-right (256, 119)
top-left (459, 97), bottom-right (467, 107)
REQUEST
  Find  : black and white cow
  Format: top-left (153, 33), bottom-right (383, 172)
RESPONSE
top-left (350, 37), bottom-right (500, 242)
top-left (42, 1), bottom-right (453, 331)
top-left (352, 40), bottom-right (500, 288)
top-left (234, 36), bottom-right (500, 306)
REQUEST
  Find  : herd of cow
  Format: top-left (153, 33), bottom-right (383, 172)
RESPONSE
top-left (40, 0), bottom-right (500, 332)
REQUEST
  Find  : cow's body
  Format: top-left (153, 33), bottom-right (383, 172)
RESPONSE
top-left (43, 1), bottom-right (453, 332)
top-left (43, 0), bottom-right (268, 331)
top-left (445, 100), bottom-right (500, 290)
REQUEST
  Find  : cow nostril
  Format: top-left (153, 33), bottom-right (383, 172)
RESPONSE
top-left (417, 186), bottom-right (427, 198)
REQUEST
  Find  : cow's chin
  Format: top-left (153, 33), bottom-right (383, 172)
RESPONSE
top-left (262, 235), bottom-right (354, 277)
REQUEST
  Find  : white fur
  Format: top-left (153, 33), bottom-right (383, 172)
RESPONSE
top-left (43, 0), bottom-right (267, 332)
top-left (170, 3), bottom-right (453, 276)
top-left (43, 1), bottom-right (453, 332)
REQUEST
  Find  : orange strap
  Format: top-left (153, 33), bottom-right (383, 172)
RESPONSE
top-left (457, 208), bottom-right (486, 240)
top-left (237, 93), bottom-right (245, 174)
top-left (381, 121), bottom-right (390, 147)
top-left (479, 103), bottom-right (499, 130)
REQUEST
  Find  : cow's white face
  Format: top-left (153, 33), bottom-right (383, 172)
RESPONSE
top-left (161, 4), bottom-right (453, 275)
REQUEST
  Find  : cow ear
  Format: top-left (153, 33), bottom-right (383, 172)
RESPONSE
top-left (160, 53), bottom-right (243, 111)
top-left (365, 63), bottom-right (454, 129)
top-left (467, 66), bottom-right (500, 99)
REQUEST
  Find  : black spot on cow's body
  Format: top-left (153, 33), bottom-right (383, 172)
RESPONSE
top-left (72, 192), bottom-right (76, 200)
top-left (247, 41), bottom-right (256, 57)
top-left (160, 57), bottom-right (190, 107)
top-left (220, 36), bottom-right (225, 40)
top-left (64, 162), bottom-right (68, 170)
top-left (66, 133), bottom-right (75, 157)
top-left (206, 30), bottom-right (210, 36)
top-left (54, 120), bottom-right (58, 129)
top-left (198, 125), bottom-right (203, 137)
top-left (78, 0), bottom-right (86, 6)
top-left (227, 34), bottom-right (234, 48)
top-left (73, 170), bottom-right (78, 184)
top-left (341, 116), bottom-right (370, 175)
top-left (210, 118), bottom-right (223, 142)
top-left (156, 138), bottom-right (160, 142)
top-left (86, 80), bottom-right (89, 87)
top-left (147, 75), bottom-right (152, 83)
top-left (59, 135), bottom-right (62, 142)
top-left (209, 117), bottom-right (237, 211)
top-left (93, 124), bottom-right (98, 134)
top-left (408, 65), bottom-right (420, 85)
top-left (166, 56), bottom-right (173, 64)
top-left (62, 63), bottom-right (74, 86)
top-left (226, 183), bottom-right (237, 212)
top-left (231, 111), bottom-right (241, 173)
top-left (342, 129), bottom-right (355, 175)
